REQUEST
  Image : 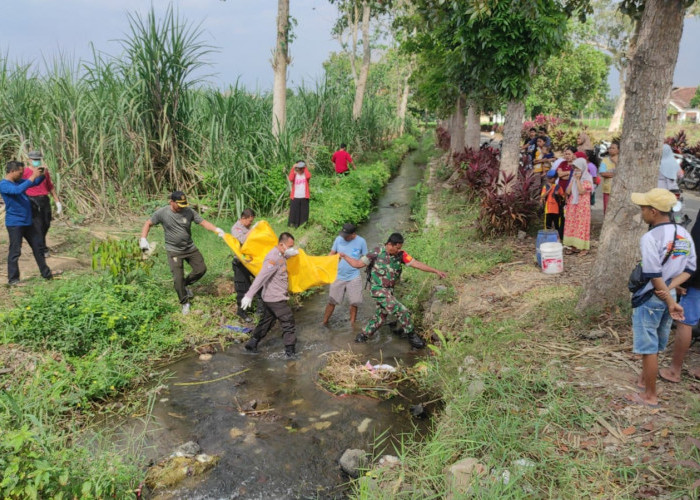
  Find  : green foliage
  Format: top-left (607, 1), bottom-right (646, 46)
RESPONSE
top-left (310, 135), bottom-right (417, 232)
top-left (527, 43), bottom-right (611, 117)
top-left (690, 87), bottom-right (700, 109)
top-left (0, 8), bottom-right (404, 217)
top-left (90, 237), bottom-right (152, 281)
top-left (2, 275), bottom-right (176, 359)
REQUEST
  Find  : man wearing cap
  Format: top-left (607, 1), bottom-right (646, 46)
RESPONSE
top-left (22, 150), bottom-right (63, 258)
top-left (140, 191), bottom-right (225, 315)
top-left (231, 208), bottom-right (259, 322)
top-left (241, 232), bottom-right (299, 358)
top-left (322, 223), bottom-right (368, 326)
top-left (339, 232), bottom-right (447, 349)
top-left (627, 188), bottom-right (696, 408)
top-left (331, 144), bottom-right (355, 175)
top-left (1, 161), bottom-right (57, 284)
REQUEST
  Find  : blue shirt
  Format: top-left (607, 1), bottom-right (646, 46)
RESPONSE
top-left (332, 235), bottom-right (368, 281)
top-left (0, 176), bottom-right (44, 227)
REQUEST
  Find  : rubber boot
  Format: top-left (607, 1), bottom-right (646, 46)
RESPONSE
top-left (355, 333), bottom-right (369, 343)
top-left (407, 332), bottom-right (426, 349)
top-left (285, 344), bottom-right (296, 358)
top-left (244, 337), bottom-right (259, 353)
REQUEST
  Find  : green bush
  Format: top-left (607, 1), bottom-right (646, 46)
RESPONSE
top-left (2, 275), bottom-right (176, 358)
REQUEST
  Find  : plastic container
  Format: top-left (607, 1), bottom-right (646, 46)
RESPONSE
top-left (540, 242), bottom-right (564, 274)
top-left (535, 229), bottom-right (559, 267)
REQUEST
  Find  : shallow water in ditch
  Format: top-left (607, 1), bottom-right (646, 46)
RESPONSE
top-left (131, 153), bottom-right (427, 499)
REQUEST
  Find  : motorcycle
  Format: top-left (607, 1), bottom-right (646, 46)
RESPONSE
top-left (677, 150), bottom-right (700, 190)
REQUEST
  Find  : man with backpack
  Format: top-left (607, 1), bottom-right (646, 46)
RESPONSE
top-left (627, 188), bottom-right (696, 408)
top-left (339, 232), bottom-right (447, 349)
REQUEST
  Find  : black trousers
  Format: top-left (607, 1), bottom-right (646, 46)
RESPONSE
top-left (166, 249), bottom-right (207, 304)
top-left (232, 258), bottom-right (261, 312)
top-left (288, 198), bottom-right (309, 228)
top-left (29, 195), bottom-right (52, 255)
top-left (545, 213), bottom-right (564, 241)
top-left (6, 225), bottom-right (52, 283)
top-left (251, 300), bottom-right (296, 347)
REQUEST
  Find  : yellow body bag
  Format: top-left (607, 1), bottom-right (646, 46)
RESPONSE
top-left (223, 221), bottom-right (338, 293)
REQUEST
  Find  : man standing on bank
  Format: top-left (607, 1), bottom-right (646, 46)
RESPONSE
top-left (331, 143), bottom-right (355, 175)
top-left (323, 223), bottom-right (367, 326)
top-left (339, 232), bottom-right (447, 348)
top-left (241, 232), bottom-right (299, 358)
top-left (231, 208), bottom-right (258, 322)
top-left (139, 191), bottom-right (225, 315)
top-left (1, 161), bottom-right (57, 285)
top-left (22, 151), bottom-right (63, 258)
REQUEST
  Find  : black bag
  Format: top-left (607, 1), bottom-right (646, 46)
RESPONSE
top-left (628, 224), bottom-right (676, 303)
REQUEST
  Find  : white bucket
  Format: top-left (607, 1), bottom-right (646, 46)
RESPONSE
top-left (540, 242), bottom-right (563, 274)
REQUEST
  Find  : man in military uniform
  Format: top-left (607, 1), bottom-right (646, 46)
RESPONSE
top-left (339, 232), bottom-right (447, 348)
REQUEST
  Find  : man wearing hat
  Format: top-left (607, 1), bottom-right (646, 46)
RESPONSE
top-left (287, 160), bottom-right (311, 228)
top-left (140, 191), bottom-right (225, 315)
top-left (627, 188), bottom-right (696, 408)
top-left (22, 150), bottom-right (63, 258)
top-left (322, 223), bottom-right (368, 326)
top-left (1, 160), bottom-right (57, 284)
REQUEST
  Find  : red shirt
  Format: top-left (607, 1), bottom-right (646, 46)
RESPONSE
top-left (331, 149), bottom-right (353, 174)
top-left (22, 168), bottom-right (54, 196)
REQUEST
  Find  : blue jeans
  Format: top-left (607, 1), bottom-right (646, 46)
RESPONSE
top-left (632, 294), bottom-right (673, 355)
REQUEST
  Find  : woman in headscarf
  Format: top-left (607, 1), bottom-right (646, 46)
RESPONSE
top-left (577, 132), bottom-right (594, 153)
top-left (288, 160), bottom-right (311, 228)
top-left (657, 143), bottom-right (681, 191)
top-left (563, 157), bottom-right (594, 255)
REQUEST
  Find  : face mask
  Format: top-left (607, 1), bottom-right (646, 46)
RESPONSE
top-left (283, 246), bottom-right (298, 258)
top-left (32, 160), bottom-right (41, 167)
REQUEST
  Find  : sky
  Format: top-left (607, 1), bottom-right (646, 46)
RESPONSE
top-left (0, 0), bottom-right (698, 96)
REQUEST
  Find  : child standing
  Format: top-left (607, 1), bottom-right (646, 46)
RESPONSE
top-left (540, 170), bottom-right (566, 240)
top-left (627, 188), bottom-right (696, 408)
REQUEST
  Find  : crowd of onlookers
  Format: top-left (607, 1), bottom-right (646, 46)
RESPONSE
top-left (522, 126), bottom-right (619, 256)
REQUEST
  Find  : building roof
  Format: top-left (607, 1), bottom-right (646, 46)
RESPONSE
top-left (670, 86), bottom-right (698, 110)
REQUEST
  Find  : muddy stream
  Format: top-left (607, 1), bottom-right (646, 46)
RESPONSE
top-left (128, 153), bottom-right (427, 499)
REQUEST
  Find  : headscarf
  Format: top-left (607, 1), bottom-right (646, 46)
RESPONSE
top-left (577, 133), bottom-right (593, 152)
top-left (569, 158), bottom-right (593, 205)
top-left (659, 144), bottom-right (681, 180)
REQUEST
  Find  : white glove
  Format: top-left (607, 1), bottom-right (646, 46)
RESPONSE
top-left (215, 227), bottom-right (225, 238)
top-left (139, 237), bottom-right (150, 251)
top-left (55, 201), bottom-right (63, 215)
top-left (240, 296), bottom-right (253, 310)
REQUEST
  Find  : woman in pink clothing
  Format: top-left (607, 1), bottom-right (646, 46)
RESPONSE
top-left (288, 160), bottom-right (311, 228)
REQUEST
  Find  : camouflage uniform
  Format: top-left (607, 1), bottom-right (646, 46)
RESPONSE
top-left (362, 246), bottom-right (414, 337)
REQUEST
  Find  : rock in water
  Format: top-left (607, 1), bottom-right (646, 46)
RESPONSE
top-left (171, 441), bottom-right (201, 458)
top-left (339, 449), bottom-right (367, 478)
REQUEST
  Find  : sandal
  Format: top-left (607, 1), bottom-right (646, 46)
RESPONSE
top-left (564, 249), bottom-right (574, 255)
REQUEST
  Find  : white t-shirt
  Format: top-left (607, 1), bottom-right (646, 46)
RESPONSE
top-left (293, 173), bottom-right (306, 199)
top-left (635, 222), bottom-right (696, 298)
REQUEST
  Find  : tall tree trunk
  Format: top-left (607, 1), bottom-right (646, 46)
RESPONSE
top-left (352, 0), bottom-right (371, 120)
top-left (500, 99), bottom-right (525, 177)
top-left (577, 0), bottom-right (686, 312)
top-left (348, 3), bottom-right (359, 85)
top-left (272, 0), bottom-right (290, 138)
top-left (608, 67), bottom-right (627, 133)
top-left (465, 102), bottom-right (481, 150)
top-left (449, 94), bottom-right (465, 157)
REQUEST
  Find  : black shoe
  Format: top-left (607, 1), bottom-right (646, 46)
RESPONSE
top-left (238, 312), bottom-right (254, 323)
top-left (407, 333), bottom-right (426, 349)
top-left (355, 333), bottom-right (369, 343)
top-left (285, 345), bottom-right (296, 358)
top-left (244, 339), bottom-right (259, 353)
